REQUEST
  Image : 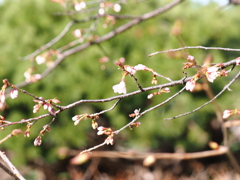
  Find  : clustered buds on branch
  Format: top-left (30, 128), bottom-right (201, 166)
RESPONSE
top-left (184, 55), bottom-right (229, 92)
top-left (97, 126), bottom-right (114, 145)
top-left (0, 79), bottom-right (19, 110)
top-left (222, 109), bottom-right (240, 119)
top-left (72, 113), bottom-right (99, 126)
top-left (33, 97), bottom-right (60, 116)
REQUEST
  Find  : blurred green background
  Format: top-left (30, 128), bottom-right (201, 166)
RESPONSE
top-left (1, 0), bottom-right (240, 175)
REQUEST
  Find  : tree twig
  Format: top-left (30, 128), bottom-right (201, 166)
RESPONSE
top-left (165, 70), bottom-right (240, 120)
top-left (148, 46), bottom-right (240, 57)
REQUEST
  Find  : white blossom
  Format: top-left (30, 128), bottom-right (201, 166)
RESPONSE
top-left (113, 4), bottom-right (121, 12)
top-left (112, 81), bottom-right (126, 94)
top-left (186, 79), bottom-right (196, 92)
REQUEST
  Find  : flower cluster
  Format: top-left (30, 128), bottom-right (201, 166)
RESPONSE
top-left (24, 67), bottom-right (42, 82)
top-left (35, 49), bottom-right (58, 67)
top-left (129, 109), bottom-right (141, 117)
top-left (99, 2), bottom-right (121, 15)
top-left (0, 79), bottom-right (19, 110)
top-left (72, 113), bottom-right (99, 127)
top-left (147, 87), bottom-right (170, 99)
top-left (183, 55), bottom-right (197, 69)
top-left (74, 1), bottom-right (86, 11)
top-left (33, 97), bottom-right (60, 116)
top-left (97, 126), bottom-right (114, 145)
top-left (183, 55), bottom-right (228, 92)
top-left (129, 122), bottom-right (141, 130)
top-left (185, 65), bottom-right (227, 92)
top-left (222, 109), bottom-right (240, 119)
top-left (112, 61), bottom-right (161, 94)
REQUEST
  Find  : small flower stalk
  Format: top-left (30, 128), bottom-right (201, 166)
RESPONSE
top-left (92, 120), bottom-right (98, 130)
top-left (24, 123), bottom-right (32, 137)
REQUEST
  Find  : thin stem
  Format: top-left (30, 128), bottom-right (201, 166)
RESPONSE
top-left (114, 87), bottom-right (186, 135)
top-left (22, 21), bottom-right (77, 60)
top-left (165, 70), bottom-right (240, 120)
top-left (149, 46), bottom-right (240, 57)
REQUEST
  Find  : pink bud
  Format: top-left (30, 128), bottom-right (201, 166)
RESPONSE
top-left (34, 136), bottom-right (42, 146)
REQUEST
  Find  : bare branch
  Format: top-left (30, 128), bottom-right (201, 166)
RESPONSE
top-left (0, 151), bottom-right (25, 180)
top-left (22, 21), bottom-right (77, 60)
top-left (82, 146), bottom-right (228, 160)
top-left (148, 46), bottom-right (240, 57)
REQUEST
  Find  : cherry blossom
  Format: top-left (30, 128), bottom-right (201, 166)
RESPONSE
top-left (0, 90), bottom-right (5, 103)
top-left (10, 89), bottom-right (18, 99)
top-left (35, 55), bottom-right (45, 65)
top-left (235, 57), bottom-right (240, 65)
top-left (206, 66), bottom-right (219, 83)
top-left (72, 115), bottom-right (83, 125)
top-left (99, 8), bottom-right (105, 15)
top-left (113, 4), bottom-right (121, 12)
top-left (147, 93), bottom-right (154, 99)
top-left (112, 80), bottom-right (126, 94)
top-left (222, 110), bottom-right (233, 119)
top-left (134, 64), bottom-right (147, 71)
top-left (124, 65), bottom-right (136, 74)
top-left (97, 126), bottom-right (106, 135)
top-left (34, 136), bottom-right (42, 146)
top-left (72, 29), bottom-right (82, 38)
top-left (74, 1), bottom-right (86, 11)
top-left (186, 79), bottom-right (196, 92)
top-left (105, 135), bottom-right (114, 145)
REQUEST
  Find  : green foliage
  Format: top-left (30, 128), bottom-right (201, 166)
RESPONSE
top-left (1, 0), bottom-right (240, 166)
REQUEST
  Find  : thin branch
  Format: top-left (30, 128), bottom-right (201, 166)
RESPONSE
top-left (91, 99), bottom-right (121, 116)
top-left (81, 141), bottom-right (107, 153)
top-left (165, 70), bottom-right (240, 120)
top-left (129, 73), bottom-right (145, 92)
top-left (22, 21), bottom-right (77, 60)
top-left (224, 119), bottom-right (240, 128)
top-left (83, 146), bottom-right (228, 160)
top-left (114, 87), bottom-right (186, 135)
top-left (148, 46), bottom-right (240, 57)
top-left (0, 151), bottom-right (25, 180)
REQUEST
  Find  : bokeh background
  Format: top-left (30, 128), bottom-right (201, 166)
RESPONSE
top-left (1, 0), bottom-right (240, 179)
